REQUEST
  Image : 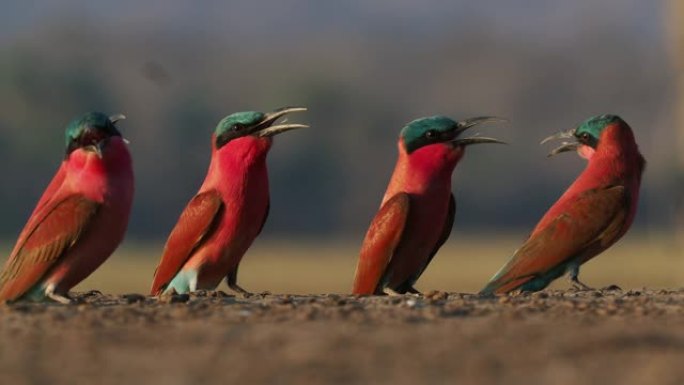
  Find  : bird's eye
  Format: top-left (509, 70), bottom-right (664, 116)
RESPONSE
top-left (425, 130), bottom-right (438, 139)
top-left (232, 124), bottom-right (245, 132)
top-left (580, 132), bottom-right (590, 142)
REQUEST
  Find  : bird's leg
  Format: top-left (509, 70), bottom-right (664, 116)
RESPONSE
top-left (568, 264), bottom-right (592, 291)
top-left (45, 286), bottom-right (74, 305)
top-left (188, 275), bottom-right (198, 293)
top-left (226, 269), bottom-right (252, 296)
top-left (571, 277), bottom-right (592, 291)
top-left (228, 283), bottom-right (251, 296)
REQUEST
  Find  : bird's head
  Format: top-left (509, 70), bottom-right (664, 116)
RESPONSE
top-left (542, 114), bottom-right (630, 160)
top-left (65, 112), bottom-right (127, 159)
top-left (400, 115), bottom-right (505, 157)
top-left (214, 107), bottom-right (308, 149)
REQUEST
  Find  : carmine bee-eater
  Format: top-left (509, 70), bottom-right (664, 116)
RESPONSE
top-left (150, 107), bottom-right (307, 296)
top-left (352, 115), bottom-right (505, 295)
top-left (0, 112), bottom-right (134, 303)
top-left (480, 115), bottom-right (645, 295)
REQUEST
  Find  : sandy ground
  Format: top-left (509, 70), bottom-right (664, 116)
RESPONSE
top-left (1, 288), bottom-right (683, 385)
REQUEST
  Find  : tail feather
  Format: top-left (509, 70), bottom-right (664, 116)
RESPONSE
top-left (479, 257), bottom-right (515, 295)
top-left (479, 276), bottom-right (532, 296)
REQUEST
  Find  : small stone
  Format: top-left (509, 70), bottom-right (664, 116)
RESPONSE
top-left (602, 285), bottom-right (622, 291)
top-left (123, 293), bottom-right (146, 304)
top-left (171, 294), bottom-right (190, 304)
top-left (425, 290), bottom-right (449, 301)
top-left (158, 289), bottom-right (190, 304)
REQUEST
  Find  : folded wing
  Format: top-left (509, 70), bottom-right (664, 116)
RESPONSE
top-left (481, 186), bottom-right (626, 295)
top-left (352, 193), bottom-right (410, 295)
top-left (0, 195), bottom-right (100, 301)
top-left (150, 190), bottom-right (224, 295)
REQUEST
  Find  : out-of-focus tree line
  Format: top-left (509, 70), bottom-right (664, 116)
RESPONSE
top-left (0, 1), bottom-right (677, 240)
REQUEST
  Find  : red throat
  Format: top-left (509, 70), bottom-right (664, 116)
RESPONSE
top-left (64, 137), bottom-right (133, 202)
top-left (404, 140), bottom-right (463, 177)
top-left (215, 136), bottom-right (272, 163)
top-left (383, 140), bottom-right (461, 202)
top-left (204, 135), bottom-right (273, 187)
top-left (577, 145), bottom-right (595, 160)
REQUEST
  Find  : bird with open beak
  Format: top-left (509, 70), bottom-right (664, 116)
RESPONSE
top-left (480, 114), bottom-right (645, 295)
top-left (0, 112), bottom-right (134, 303)
top-left (352, 115), bottom-right (505, 295)
top-left (151, 107), bottom-right (308, 295)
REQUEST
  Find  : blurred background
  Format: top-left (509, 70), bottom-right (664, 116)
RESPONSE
top-left (0, 0), bottom-right (683, 293)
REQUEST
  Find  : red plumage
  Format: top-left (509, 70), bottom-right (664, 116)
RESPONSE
top-left (150, 135), bottom-right (271, 294)
top-left (481, 119), bottom-right (644, 294)
top-left (352, 140), bottom-right (461, 295)
top-left (0, 137), bottom-right (134, 302)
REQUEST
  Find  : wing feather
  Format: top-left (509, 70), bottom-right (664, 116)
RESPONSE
top-left (0, 195), bottom-right (100, 301)
top-left (481, 186), bottom-right (627, 295)
top-left (150, 190), bottom-right (224, 295)
top-left (352, 193), bottom-right (410, 295)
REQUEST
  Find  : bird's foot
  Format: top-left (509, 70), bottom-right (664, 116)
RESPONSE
top-left (228, 283), bottom-right (253, 297)
top-left (83, 290), bottom-right (103, 298)
top-left (46, 291), bottom-right (74, 305)
top-left (571, 277), bottom-right (593, 291)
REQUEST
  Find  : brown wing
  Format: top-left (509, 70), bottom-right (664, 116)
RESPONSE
top-left (352, 193), bottom-right (410, 295)
top-left (0, 195), bottom-right (100, 301)
top-left (150, 190), bottom-right (223, 295)
top-left (481, 186), bottom-right (627, 295)
top-left (397, 194), bottom-right (456, 293)
top-left (408, 193), bottom-right (456, 286)
top-left (9, 164), bottom-right (68, 258)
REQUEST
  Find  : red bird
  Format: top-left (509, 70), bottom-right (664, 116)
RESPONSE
top-left (0, 112), bottom-right (134, 303)
top-left (352, 115), bottom-right (504, 295)
top-left (151, 107), bottom-right (307, 295)
top-left (480, 115), bottom-right (645, 295)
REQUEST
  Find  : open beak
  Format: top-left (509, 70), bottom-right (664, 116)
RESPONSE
top-left (255, 106), bottom-right (309, 137)
top-left (109, 113), bottom-right (129, 144)
top-left (540, 129), bottom-right (578, 157)
top-left (451, 116), bottom-right (507, 146)
top-left (109, 113), bottom-right (126, 124)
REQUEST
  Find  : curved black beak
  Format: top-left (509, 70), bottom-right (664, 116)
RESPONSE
top-left (255, 106), bottom-right (308, 137)
top-left (452, 116), bottom-right (507, 146)
top-left (540, 128), bottom-right (578, 157)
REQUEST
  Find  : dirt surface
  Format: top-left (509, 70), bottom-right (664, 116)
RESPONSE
top-left (1, 288), bottom-right (684, 385)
